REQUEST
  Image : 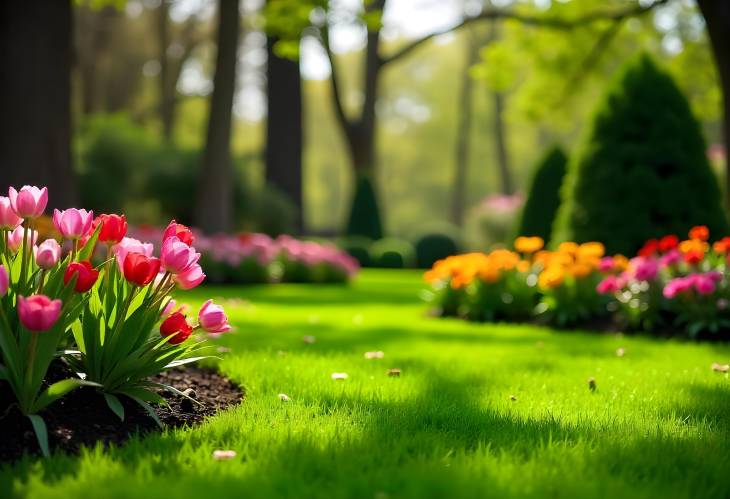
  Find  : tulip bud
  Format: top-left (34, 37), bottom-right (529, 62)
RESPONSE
top-left (160, 311), bottom-right (193, 345)
top-left (198, 299), bottom-right (232, 334)
top-left (163, 220), bottom-right (194, 246)
top-left (8, 186), bottom-right (48, 219)
top-left (0, 196), bottom-right (22, 230)
top-left (95, 214), bottom-right (128, 244)
top-left (53, 208), bottom-right (94, 240)
top-left (35, 239), bottom-right (62, 270)
top-left (0, 265), bottom-right (8, 297)
top-left (17, 294), bottom-right (62, 332)
top-left (123, 252), bottom-right (161, 286)
top-left (64, 261), bottom-right (99, 293)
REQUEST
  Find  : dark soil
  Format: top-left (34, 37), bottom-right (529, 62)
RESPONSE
top-left (0, 361), bottom-right (243, 462)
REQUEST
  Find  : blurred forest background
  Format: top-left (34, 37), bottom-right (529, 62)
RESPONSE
top-left (0, 0), bottom-right (727, 253)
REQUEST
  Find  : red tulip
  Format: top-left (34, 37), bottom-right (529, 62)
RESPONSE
top-left (123, 252), bottom-right (161, 286)
top-left (637, 239), bottom-right (658, 257)
top-left (689, 225), bottom-right (709, 241)
top-left (163, 220), bottom-right (194, 247)
top-left (658, 235), bottom-right (678, 253)
top-left (95, 214), bottom-right (128, 244)
top-left (160, 311), bottom-right (193, 345)
top-left (64, 260), bottom-right (99, 293)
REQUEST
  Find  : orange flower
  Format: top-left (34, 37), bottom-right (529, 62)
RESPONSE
top-left (576, 242), bottom-right (605, 261)
top-left (538, 265), bottom-right (565, 289)
top-left (713, 237), bottom-right (730, 254)
top-left (516, 260), bottom-right (531, 273)
top-left (679, 238), bottom-right (708, 255)
top-left (570, 262), bottom-right (594, 279)
top-left (558, 241), bottom-right (579, 255)
top-left (613, 255), bottom-right (629, 271)
top-left (689, 225), bottom-right (709, 241)
top-left (514, 236), bottom-right (544, 254)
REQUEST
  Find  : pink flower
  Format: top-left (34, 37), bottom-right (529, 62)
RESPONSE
top-left (161, 299), bottom-right (178, 319)
top-left (53, 208), bottom-right (94, 240)
top-left (596, 275), bottom-right (623, 294)
top-left (632, 257), bottom-right (659, 281)
top-left (7, 226), bottom-right (38, 253)
top-left (694, 273), bottom-right (719, 295)
top-left (112, 237), bottom-right (154, 271)
top-left (663, 276), bottom-right (693, 299)
top-left (659, 249), bottom-right (681, 268)
top-left (35, 239), bottom-right (61, 269)
top-left (173, 263), bottom-right (205, 290)
top-left (17, 294), bottom-right (62, 332)
top-left (161, 236), bottom-right (200, 274)
top-left (0, 265), bottom-right (8, 297)
top-left (198, 299), bottom-right (232, 334)
top-left (598, 257), bottom-right (615, 273)
top-left (8, 186), bottom-right (48, 219)
top-left (0, 196), bottom-right (23, 230)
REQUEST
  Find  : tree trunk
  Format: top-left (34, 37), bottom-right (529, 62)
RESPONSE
top-left (492, 89), bottom-right (514, 195)
top-left (194, 0), bottom-right (240, 234)
top-left (158, 0), bottom-right (175, 141)
top-left (697, 0), bottom-right (730, 209)
top-left (451, 29), bottom-right (481, 227)
top-left (351, 26), bottom-right (381, 176)
top-left (265, 36), bottom-right (304, 233)
top-left (0, 0), bottom-right (77, 209)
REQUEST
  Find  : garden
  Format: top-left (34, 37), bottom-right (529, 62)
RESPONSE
top-left (2, 0), bottom-right (730, 498)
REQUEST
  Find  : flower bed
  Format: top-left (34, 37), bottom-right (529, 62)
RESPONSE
top-left (424, 227), bottom-right (730, 339)
top-left (0, 186), bottom-right (236, 456)
top-left (132, 227), bottom-right (359, 284)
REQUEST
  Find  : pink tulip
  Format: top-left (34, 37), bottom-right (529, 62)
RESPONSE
top-left (7, 226), bottom-right (38, 254)
top-left (53, 208), bottom-right (94, 240)
top-left (173, 263), bottom-right (205, 290)
top-left (694, 273), bottom-right (718, 295)
top-left (0, 196), bottom-right (22, 230)
top-left (35, 239), bottom-right (62, 270)
top-left (198, 299), bottom-right (232, 334)
top-left (112, 237), bottom-right (154, 271)
top-left (8, 186), bottom-right (48, 219)
top-left (663, 277), bottom-right (693, 299)
top-left (0, 265), bottom-right (8, 297)
top-left (17, 294), bottom-right (62, 332)
top-left (596, 275), bottom-right (622, 294)
top-left (161, 236), bottom-right (200, 274)
top-left (631, 257), bottom-right (659, 281)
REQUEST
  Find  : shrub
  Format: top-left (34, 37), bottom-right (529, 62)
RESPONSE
top-left (415, 233), bottom-right (459, 269)
top-left (340, 236), bottom-right (373, 267)
top-left (468, 194), bottom-right (524, 249)
top-left (345, 174), bottom-right (383, 241)
top-left (370, 238), bottom-right (415, 268)
top-left (552, 55), bottom-right (728, 255)
top-left (515, 146), bottom-right (567, 244)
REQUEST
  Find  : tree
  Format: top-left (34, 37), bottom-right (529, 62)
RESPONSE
top-left (552, 55), bottom-right (727, 255)
top-left (0, 0), bottom-right (77, 208)
top-left (194, 0), bottom-right (241, 233)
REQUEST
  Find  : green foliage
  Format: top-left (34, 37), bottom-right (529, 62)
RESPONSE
top-left (552, 55), bottom-right (728, 255)
top-left (369, 238), bottom-right (415, 268)
top-left (415, 234), bottom-right (459, 269)
top-left (345, 175), bottom-right (383, 241)
top-left (340, 236), bottom-right (373, 268)
top-left (516, 146), bottom-right (568, 244)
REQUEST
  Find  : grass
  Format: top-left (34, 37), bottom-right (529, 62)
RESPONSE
top-left (2, 269), bottom-right (730, 499)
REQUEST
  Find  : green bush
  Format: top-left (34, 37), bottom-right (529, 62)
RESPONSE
top-left (346, 174), bottom-right (383, 240)
top-left (340, 236), bottom-right (372, 267)
top-left (415, 233), bottom-right (459, 269)
top-left (370, 238), bottom-right (415, 268)
top-left (515, 146), bottom-right (567, 244)
top-left (552, 55), bottom-right (728, 255)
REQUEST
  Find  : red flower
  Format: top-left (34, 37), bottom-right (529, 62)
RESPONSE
top-left (638, 239), bottom-right (659, 257)
top-left (714, 237), bottom-right (730, 254)
top-left (163, 220), bottom-right (194, 247)
top-left (160, 311), bottom-right (193, 345)
top-left (95, 214), bottom-right (128, 244)
top-left (64, 260), bottom-right (99, 293)
top-left (123, 253), bottom-right (161, 286)
top-left (683, 249), bottom-right (704, 265)
top-left (689, 225), bottom-right (709, 241)
top-left (658, 235), bottom-right (679, 252)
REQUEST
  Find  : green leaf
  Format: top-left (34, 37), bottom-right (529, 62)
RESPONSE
top-left (164, 356), bottom-right (212, 369)
top-left (78, 221), bottom-right (103, 261)
top-left (104, 393), bottom-right (125, 421)
top-left (31, 378), bottom-right (102, 413)
top-left (27, 414), bottom-right (50, 457)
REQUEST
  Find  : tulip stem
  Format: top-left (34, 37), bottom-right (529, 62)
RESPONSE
top-left (105, 244), bottom-right (113, 302)
top-left (71, 240), bottom-right (78, 262)
top-left (24, 331), bottom-right (39, 408)
top-left (19, 223), bottom-right (28, 291)
top-left (2, 230), bottom-right (8, 262)
top-left (37, 270), bottom-right (46, 294)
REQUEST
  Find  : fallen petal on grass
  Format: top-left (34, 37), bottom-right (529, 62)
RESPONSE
top-left (212, 450), bottom-right (237, 461)
top-left (278, 393), bottom-right (290, 402)
top-left (616, 347), bottom-right (626, 357)
top-left (302, 335), bottom-right (316, 344)
top-left (364, 351), bottom-right (385, 359)
top-left (711, 363), bottom-right (729, 373)
top-left (387, 368), bottom-right (401, 377)
top-left (331, 372), bottom-right (348, 380)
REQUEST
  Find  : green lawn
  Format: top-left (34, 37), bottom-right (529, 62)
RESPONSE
top-left (3, 269), bottom-right (730, 498)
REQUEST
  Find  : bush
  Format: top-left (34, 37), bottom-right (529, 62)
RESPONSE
top-left (346, 174), bottom-right (383, 240)
top-left (415, 233), bottom-right (459, 269)
top-left (516, 146), bottom-right (567, 245)
top-left (340, 236), bottom-right (373, 267)
top-left (370, 238), bottom-right (416, 268)
top-left (552, 55), bottom-right (728, 255)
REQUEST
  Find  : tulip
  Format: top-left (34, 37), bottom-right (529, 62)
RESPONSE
top-left (64, 260), bottom-right (99, 293)
top-left (161, 299), bottom-right (178, 319)
top-left (0, 196), bottom-right (22, 230)
top-left (0, 265), bottom-right (8, 297)
top-left (8, 186), bottom-right (48, 219)
top-left (160, 311), bottom-right (193, 345)
top-left (161, 236), bottom-right (200, 274)
top-left (53, 208), bottom-right (94, 240)
top-left (163, 220), bottom-right (194, 246)
top-left (112, 237), bottom-right (154, 271)
top-left (198, 299), bottom-right (232, 334)
top-left (173, 263), bottom-right (205, 290)
top-left (123, 252), bottom-right (161, 286)
top-left (95, 214), bottom-right (128, 244)
top-left (17, 294), bottom-right (62, 332)
top-left (7, 226), bottom-right (38, 254)
top-left (35, 239), bottom-right (61, 270)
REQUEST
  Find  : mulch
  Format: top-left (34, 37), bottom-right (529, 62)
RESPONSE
top-left (0, 361), bottom-right (244, 462)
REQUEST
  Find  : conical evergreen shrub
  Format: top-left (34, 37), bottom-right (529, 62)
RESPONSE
top-left (552, 55), bottom-right (728, 255)
top-left (346, 174), bottom-right (384, 240)
top-left (515, 146), bottom-right (568, 244)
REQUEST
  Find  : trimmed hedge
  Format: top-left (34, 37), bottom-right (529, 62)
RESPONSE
top-left (345, 174), bottom-right (383, 241)
top-left (415, 233), bottom-right (459, 269)
top-left (370, 238), bottom-right (415, 268)
top-left (552, 55), bottom-right (728, 255)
